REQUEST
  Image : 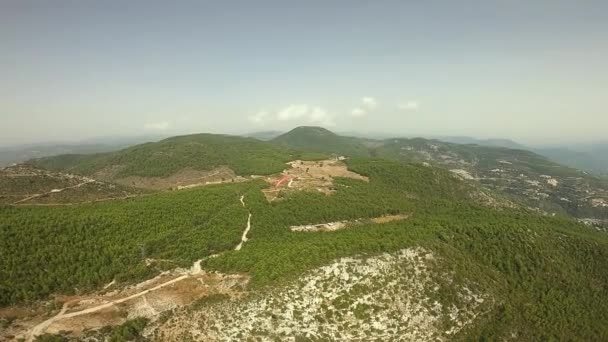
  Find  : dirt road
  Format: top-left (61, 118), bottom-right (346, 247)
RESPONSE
top-left (235, 195), bottom-right (252, 251)
top-left (13, 180), bottom-right (95, 204)
top-left (27, 273), bottom-right (189, 341)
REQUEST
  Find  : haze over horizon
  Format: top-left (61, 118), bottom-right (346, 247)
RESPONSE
top-left (2, 1), bottom-right (607, 147)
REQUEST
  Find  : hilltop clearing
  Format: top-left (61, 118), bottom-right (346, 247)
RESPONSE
top-left (261, 159), bottom-right (368, 201)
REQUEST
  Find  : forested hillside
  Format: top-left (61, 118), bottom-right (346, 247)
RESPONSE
top-left (30, 134), bottom-right (294, 178)
top-left (0, 159), bottom-right (485, 305)
top-left (2, 159), bottom-right (608, 341)
top-left (3, 128), bottom-right (607, 340)
top-left (195, 159), bottom-right (608, 340)
top-left (0, 182), bottom-right (255, 304)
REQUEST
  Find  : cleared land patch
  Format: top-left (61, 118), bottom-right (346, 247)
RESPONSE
top-left (262, 159), bottom-right (368, 201)
top-left (16, 266), bottom-right (248, 341)
top-left (290, 214), bottom-right (409, 232)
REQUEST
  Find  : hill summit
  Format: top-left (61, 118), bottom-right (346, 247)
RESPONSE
top-left (272, 126), bottom-right (370, 156)
top-left (272, 126), bottom-right (338, 143)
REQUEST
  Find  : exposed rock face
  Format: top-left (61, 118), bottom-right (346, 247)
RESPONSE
top-left (150, 248), bottom-right (487, 341)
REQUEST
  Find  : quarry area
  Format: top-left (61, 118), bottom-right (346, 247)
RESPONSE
top-left (262, 159), bottom-right (368, 201)
top-left (149, 248), bottom-right (487, 341)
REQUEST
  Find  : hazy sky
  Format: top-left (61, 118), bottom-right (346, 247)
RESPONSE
top-left (1, 0), bottom-right (607, 146)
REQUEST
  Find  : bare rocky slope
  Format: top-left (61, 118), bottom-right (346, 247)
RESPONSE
top-left (149, 248), bottom-right (487, 341)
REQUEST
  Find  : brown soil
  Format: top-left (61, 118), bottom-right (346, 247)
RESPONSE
top-left (46, 307), bottom-right (123, 336)
top-left (11, 270), bottom-right (248, 341)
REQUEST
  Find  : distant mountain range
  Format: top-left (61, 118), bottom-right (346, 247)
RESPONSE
top-left (338, 133), bottom-right (608, 175)
top-left (6, 130), bottom-right (606, 176)
top-left (0, 135), bottom-right (166, 168)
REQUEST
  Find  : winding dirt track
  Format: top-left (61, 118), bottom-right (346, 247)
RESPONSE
top-left (26, 194), bottom-right (253, 341)
top-left (27, 274), bottom-right (188, 341)
top-left (13, 180), bottom-right (95, 204)
top-left (235, 195), bottom-right (252, 251)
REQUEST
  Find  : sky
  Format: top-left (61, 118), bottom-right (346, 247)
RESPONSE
top-left (1, 0), bottom-right (607, 147)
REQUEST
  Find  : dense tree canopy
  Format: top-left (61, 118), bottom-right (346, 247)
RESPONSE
top-left (2, 159), bottom-right (608, 340)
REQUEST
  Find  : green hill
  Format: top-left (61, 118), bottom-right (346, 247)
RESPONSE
top-left (30, 133), bottom-right (294, 178)
top-left (25, 128), bottom-right (608, 221)
top-left (271, 126), bottom-right (372, 157)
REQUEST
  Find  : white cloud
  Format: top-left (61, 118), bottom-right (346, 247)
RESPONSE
top-left (143, 121), bottom-right (170, 131)
top-left (254, 104), bottom-right (335, 127)
top-left (398, 101), bottom-right (419, 111)
top-left (351, 107), bottom-right (367, 117)
top-left (277, 105), bottom-right (310, 121)
top-left (308, 106), bottom-right (335, 126)
top-left (249, 110), bottom-right (269, 124)
top-left (361, 97), bottom-right (378, 110)
top-left (351, 96), bottom-right (378, 118)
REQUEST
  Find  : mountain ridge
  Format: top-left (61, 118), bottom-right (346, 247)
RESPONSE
top-left (21, 126), bottom-right (608, 222)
